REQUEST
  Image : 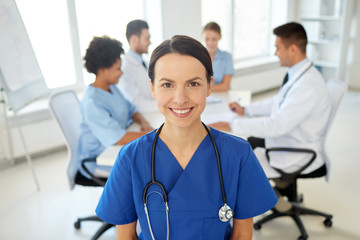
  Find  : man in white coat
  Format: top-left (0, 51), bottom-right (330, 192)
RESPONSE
top-left (117, 19), bottom-right (158, 113)
top-left (210, 22), bottom-right (332, 179)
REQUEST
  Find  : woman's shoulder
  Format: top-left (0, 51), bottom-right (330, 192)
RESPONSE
top-left (117, 131), bottom-right (156, 162)
top-left (210, 128), bottom-right (253, 169)
top-left (216, 49), bottom-right (233, 59)
top-left (210, 127), bottom-right (251, 152)
top-left (81, 86), bottom-right (107, 109)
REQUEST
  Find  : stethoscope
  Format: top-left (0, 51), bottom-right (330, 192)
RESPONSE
top-left (279, 62), bottom-right (314, 107)
top-left (142, 122), bottom-right (233, 240)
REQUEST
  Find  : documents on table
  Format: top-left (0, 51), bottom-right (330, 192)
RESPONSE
top-left (206, 95), bottom-right (222, 104)
top-left (201, 111), bottom-right (239, 124)
top-left (228, 90), bottom-right (251, 106)
top-left (97, 145), bottom-right (122, 166)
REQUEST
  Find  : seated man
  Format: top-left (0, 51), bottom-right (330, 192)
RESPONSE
top-left (78, 36), bottom-right (153, 180)
top-left (210, 22), bottom-right (332, 178)
top-left (117, 19), bottom-right (157, 113)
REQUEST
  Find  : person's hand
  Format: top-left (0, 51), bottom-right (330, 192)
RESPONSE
top-left (208, 121), bottom-right (231, 132)
top-left (229, 102), bottom-right (245, 115)
top-left (140, 121), bottom-right (153, 132)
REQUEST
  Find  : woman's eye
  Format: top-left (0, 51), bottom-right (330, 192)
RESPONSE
top-left (162, 83), bottom-right (172, 88)
top-left (189, 82), bottom-right (199, 87)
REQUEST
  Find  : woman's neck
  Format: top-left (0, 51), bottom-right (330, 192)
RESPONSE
top-left (92, 76), bottom-right (110, 92)
top-left (159, 120), bottom-right (208, 169)
top-left (209, 50), bottom-right (216, 62)
top-left (160, 121), bottom-right (207, 149)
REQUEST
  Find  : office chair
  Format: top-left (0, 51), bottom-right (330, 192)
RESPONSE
top-left (49, 90), bottom-right (113, 240)
top-left (253, 79), bottom-right (347, 240)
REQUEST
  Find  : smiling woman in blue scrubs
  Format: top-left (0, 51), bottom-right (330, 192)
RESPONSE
top-left (96, 35), bottom-right (277, 239)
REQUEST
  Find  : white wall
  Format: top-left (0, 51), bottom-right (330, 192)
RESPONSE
top-left (232, 67), bottom-right (286, 93)
top-left (346, 0), bottom-right (360, 90)
top-left (161, 0), bottom-right (202, 40)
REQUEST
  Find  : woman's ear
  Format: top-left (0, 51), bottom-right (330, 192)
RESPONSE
top-left (149, 79), bottom-right (156, 99)
top-left (97, 68), bottom-right (106, 77)
top-left (207, 77), bottom-right (213, 96)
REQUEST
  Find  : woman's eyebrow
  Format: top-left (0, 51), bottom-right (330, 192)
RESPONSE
top-left (159, 76), bottom-right (204, 83)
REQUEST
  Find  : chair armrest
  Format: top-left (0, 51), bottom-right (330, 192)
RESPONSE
top-left (265, 147), bottom-right (317, 182)
top-left (81, 158), bottom-right (107, 187)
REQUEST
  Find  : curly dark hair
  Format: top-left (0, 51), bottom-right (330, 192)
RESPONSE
top-left (84, 36), bottom-right (124, 75)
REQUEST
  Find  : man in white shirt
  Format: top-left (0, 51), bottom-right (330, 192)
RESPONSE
top-left (210, 22), bottom-right (332, 178)
top-left (117, 19), bottom-right (158, 113)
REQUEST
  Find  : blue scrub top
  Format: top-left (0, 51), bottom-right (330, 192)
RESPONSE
top-left (77, 84), bottom-right (137, 178)
top-left (213, 49), bottom-right (235, 85)
top-left (96, 128), bottom-right (277, 239)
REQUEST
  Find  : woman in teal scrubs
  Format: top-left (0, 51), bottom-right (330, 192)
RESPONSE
top-left (96, 35), bottom-right (277, 239)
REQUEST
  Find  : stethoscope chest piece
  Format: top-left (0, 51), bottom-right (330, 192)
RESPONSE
top-left (218, 203), bottom-right (234, 222)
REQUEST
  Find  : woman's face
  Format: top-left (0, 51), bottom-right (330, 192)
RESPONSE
top-left (204, 30), bottom-right (221, 54)
top-left (150, 53), bottom-right (212, 129)
top-left (104, 58), bottom-right (123, 85)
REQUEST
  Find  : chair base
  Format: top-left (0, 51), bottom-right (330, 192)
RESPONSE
top-left (254, 203), bottom-right (333, 240)
top-left (74, 215), bottom-right (114, 240)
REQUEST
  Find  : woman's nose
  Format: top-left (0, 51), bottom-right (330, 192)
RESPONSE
top-left (173, 88), bottom-right (188, 105)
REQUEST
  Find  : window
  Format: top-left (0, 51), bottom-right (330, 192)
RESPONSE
top-left (16, 0), bottom-right (76, 89)
top-left (201, 0), bottom-right (286, 63)
top-left (15, 0), bottom-right (145, 89)
top-left (233, 0), bottom-right (271, 60)
top-left (201, 0), bottom-right (231, 51)
top-left (75, 0), bottom-right (144, 86)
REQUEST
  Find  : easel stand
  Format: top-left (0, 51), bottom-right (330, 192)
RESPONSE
top-left (0, 87), bottom-right (40, 191)
top-left (0, 87), bottom-right (14, 165)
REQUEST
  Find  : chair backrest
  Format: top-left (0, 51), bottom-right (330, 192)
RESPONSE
top-left (325, 79), bottom-right (347, 136)
top-left (323, 79), bottom-right (347, 180)
top-left (49, 90), bottom-right (82, 190)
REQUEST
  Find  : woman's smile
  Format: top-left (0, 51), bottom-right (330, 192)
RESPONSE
top-left (170, 107), bottom-right (194, 117)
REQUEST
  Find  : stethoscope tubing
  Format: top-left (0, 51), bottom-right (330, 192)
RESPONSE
top-left (142, 123), bottom-right (167, 204)
top-left (279, 62), bottom-right (314, 107)
top-left (202, 122), bottom-right (228, 205)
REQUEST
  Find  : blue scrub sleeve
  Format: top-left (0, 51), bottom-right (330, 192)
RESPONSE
top-left (96, 147), bottom-right (137, 225)
top-left (234, 144), bottom-right (278, 219)
top-left (225, 53), bottom-right (235, 76)
top-left (83, 100), bottom-right (127, 147)
top-left (125, 97), bottom-right (137, 120)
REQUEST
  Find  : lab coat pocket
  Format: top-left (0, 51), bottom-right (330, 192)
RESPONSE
top-left (203, 217), bottom-right (229, 240)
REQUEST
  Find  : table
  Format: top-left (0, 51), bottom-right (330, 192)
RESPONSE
top-left (96, 90), bottom-right (251, 166)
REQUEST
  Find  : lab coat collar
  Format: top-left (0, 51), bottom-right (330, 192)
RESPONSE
top-left (127, 50), bottom-right (144, 66)
top-left (288, 58), bottom-right (310, 82)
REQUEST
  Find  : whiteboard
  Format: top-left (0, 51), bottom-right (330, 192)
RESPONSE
top-left (0, 0), bottom-right (49, 112)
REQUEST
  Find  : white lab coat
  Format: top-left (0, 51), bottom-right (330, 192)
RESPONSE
top-left (231, 61), bottom-right (332, 177)
top-left (117, 53), bottom-right (158, 113)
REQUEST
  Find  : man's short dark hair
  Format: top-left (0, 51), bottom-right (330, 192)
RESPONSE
top-left (126, 19), bottom-right (149, 42)
top-left (273, 22), bottom-right (307, 53)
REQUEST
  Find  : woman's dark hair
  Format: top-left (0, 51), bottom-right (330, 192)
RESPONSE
top-left (273, 22), bottom-right (307, 53)
top-left (84, 36), bottom-right (124, 75)
top-left (203, 21), bottom-right (221, 36)
top-left (148, 35), bottom-right (213, 84)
